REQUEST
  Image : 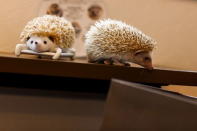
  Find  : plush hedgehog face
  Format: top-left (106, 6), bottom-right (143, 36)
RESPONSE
top-left (26, 35), bottom-right (56, 52)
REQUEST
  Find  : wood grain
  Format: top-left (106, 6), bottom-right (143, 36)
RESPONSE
top-left (0, 53), bottom-right (197, 86)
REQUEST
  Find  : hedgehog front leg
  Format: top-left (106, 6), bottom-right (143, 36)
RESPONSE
top-left (107, 58), bottom-right (131, 66)
top-left (90, 57), bottom-right (129, 66)
top-left (103, 59), bottom-right (114, 65)
top-left (119, 59), bottom-right (131, 66)
top-left (89, 58), bottom-right (112, 65)
top-left (110, 59), bottom-right (124, 66)
top-left (15, 44), bottom-right (28, 56)
top-left (109, 58), bottom-right (131, 66)
top-left (99, 58), bottom-right (127, 66)
top-left (53, 47), bottom-right (62, 60)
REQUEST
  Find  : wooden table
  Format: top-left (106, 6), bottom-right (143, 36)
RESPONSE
top-left (0, 53), bottom-right (197, 91)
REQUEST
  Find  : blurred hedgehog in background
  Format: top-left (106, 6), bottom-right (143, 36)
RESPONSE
top-left (85, 19), bottom-right (156, 69)
top-left (47, 3), bottom-right (63, 17)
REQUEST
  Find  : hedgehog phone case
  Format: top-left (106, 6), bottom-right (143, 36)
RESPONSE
top-left (20, 49), bottom-right (75, 60)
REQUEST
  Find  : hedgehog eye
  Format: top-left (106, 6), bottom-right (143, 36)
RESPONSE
top-left (31, 41), bottom-right (34, 44)
top-left (44, 41), bottom-right (47, 44)
top-left (144, 57), bottom-right (151, 61)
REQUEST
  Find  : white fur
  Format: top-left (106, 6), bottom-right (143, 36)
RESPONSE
top-left (15, 35), bottom-right (64, 59)
top-left (26, 35), bottom-right (56, 52)
top-left (52, 48), bottom-right (62, 60)
top-left (15, 44), bottom-right (28, 56)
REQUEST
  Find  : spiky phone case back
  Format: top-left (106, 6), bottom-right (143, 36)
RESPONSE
top-left (38, 0), bottom-right (107, 57)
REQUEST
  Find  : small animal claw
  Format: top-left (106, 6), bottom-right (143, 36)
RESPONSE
top-left (118, 59), bottom-right (131, 67)
top-left (104, 59), bottom-right (112, 65)
top-left (111, 59), bottom-right (131, 66)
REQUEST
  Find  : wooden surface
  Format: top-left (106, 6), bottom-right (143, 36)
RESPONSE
top-left (163, 85), bottom-right (197, 97)
top-left (0, 53), bottom-right (197, 86)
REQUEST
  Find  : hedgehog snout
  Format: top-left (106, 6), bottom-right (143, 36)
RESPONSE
top-left (31, 41), bottom-right (44, 52)
top-left (35, 42), bottom-right (42, 51)
top-left (143, 62), bottom-right (153, 70)
top-left (131, 51), bottom-right (154, 70)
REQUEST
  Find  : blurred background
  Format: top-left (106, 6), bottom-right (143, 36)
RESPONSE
top-left (0, 0), bottom-right (197, 70)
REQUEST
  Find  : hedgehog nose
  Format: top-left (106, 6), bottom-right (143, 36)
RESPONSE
top-left (146, 64), bottom-right (154, 70)
top-left (147, 66), bottom-right (154, 70)
top-left (35, 42), bottom-right (42, 52)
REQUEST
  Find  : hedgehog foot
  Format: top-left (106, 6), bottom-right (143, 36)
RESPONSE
top-left (97, 58), bottom-right (130, 66)
top-left (97, 58), bottom-right (118, 65)
top-left (111, 59), bottom-right (125, 66)
top-left (92, 58), bottom-right (130, 67)
top-left (112, 59), bottom-right (131, 66)
top-left (91, 58), bottom-right (114, 65)
top-left (119, 60), bottom-right (131, 67)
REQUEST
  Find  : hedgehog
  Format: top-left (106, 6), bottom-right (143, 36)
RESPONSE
top-left (15, 15), bottom-right (75, 59)
top-left (85, 19), bottom-right (156, 69)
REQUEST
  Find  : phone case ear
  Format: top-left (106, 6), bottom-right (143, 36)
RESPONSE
top-left (26, 36), bottom-right (30, 41)
top-left (48, 36), bottom-right (55, 42)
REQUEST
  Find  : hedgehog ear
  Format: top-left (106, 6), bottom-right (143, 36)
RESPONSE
top-left (134, 50), bottom-right (146, 56)
top-left (48, 36), bottom-right (55, 42)
top-left (26, 36), bottom-right (30, 41)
